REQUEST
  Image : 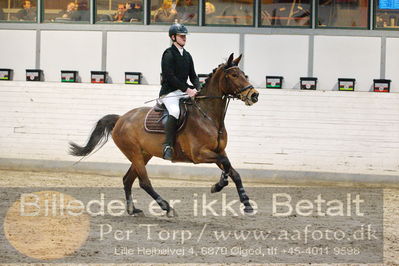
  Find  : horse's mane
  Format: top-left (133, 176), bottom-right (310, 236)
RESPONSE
top-left (199, 53), bottom-right (239, 95)
top-left (201, 63), bottom-right (225, 91)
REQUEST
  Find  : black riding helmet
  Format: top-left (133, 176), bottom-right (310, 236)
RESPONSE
top-left (169, 23), bottom-right (188, 41)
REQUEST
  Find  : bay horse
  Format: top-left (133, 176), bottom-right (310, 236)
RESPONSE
top-left (69, 53), bottom-right (259, 216)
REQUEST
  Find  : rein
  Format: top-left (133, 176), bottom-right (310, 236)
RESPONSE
top-left (216, 96), bottom-right (231, 153)
top-left (193, 94), bottom-right (234, 153)
top-left (193, 70), bottom-right (254, 153)
top-left (144, 65), bottom-right (255, 154)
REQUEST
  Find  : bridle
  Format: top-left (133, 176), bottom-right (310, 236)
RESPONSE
top-left (224, 66), bottom-right (255, 101)
top-left (196, 66), bottom-right (255, 100)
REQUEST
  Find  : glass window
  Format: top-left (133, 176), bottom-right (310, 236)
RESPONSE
top-left (96, 1), bottom-right (144, 23)
top-left (205, 0), bottom-right (253, 25)
top-left (44, 0), bottom-right (90, 23)
top-left (151, 0), bottom-right (198, 24)
top-left (260, 0), bottom-right (311, 27)
top-left (317, 0), bottom-right (368, 27)
top-left (375, 0), bottom-right (399, 29)
top-left (0, 0), bottom-right (37, 22)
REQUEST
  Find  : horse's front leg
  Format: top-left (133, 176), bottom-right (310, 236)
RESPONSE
top-left (211, 171), bottom-right (229, 193)
top-left (211, 154), bottom-right (235, 193)
top-left (214, 155), bottom-right (254, 214)
top-left (194, 150), bottom-right (229, 193)
top-left (194, 149), bottom-right (253, 213)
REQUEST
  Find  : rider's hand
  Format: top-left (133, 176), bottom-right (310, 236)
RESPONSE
top-left (186, 88), bottom-right (198, 97)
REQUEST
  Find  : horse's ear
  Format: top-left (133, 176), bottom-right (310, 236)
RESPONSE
top-left (226, 53), bottom-right (234, 67)
top-left (233, 54), bottom-right (242, 66)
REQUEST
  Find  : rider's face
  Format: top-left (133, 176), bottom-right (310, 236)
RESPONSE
top-left (175, 34), bottom-right (186, 47)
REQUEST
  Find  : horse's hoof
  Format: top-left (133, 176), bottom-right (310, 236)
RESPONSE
top-left (166, 208), bottom-right (178, 218)
top-left (244, 205), bottom-right (254, 214)
top-left (133, 209), bottom-right (145, 217)
top-left (211, 184), bottom-right (217, 193)
top-left (127, 208), bottom-right (144, 216)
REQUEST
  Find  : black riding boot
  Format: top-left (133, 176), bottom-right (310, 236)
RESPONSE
top-left (163, 115), bottom-right (178, 160)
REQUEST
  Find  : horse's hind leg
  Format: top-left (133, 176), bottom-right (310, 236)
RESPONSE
top-left (124, 155), bottom-right (152, 216)
top-left (123, 166), bottom-right (141, 216)
top-left (133, 154), bottom-right (176, 217)
top-left (214, 155), bottom-right (254, 214)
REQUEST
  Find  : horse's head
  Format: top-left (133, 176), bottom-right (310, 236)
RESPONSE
top-left (222, 53), bottom-right (259, 106)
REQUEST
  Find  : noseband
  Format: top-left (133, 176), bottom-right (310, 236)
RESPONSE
top-left (234, 84), bottom-right (255, 101)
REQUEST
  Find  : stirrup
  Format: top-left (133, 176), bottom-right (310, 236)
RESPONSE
top-left (163, 145), bottom-right (173, 160)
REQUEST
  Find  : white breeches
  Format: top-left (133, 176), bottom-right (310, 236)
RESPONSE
top-left (159, 89), bottom-right (188, 119)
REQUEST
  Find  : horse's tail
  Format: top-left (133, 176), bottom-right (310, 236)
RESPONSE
top-left (69, 114), bottom-right (120, 157)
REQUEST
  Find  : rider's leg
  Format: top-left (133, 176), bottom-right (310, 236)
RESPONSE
top-left (160, 90), bottom-right (184, 160)
top-left (163, 115), bottom-right (178, 160)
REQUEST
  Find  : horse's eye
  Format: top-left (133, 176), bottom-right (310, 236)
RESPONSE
top-left (232, 74), bottom-right (238, 78)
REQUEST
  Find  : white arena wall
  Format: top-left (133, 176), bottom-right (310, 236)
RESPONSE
top-left (0, 81), bottom-right (398, 184)
top-left (0, 30), bottom-right (37, 81)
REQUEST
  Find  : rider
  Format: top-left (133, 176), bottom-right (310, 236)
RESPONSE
top-left (160, 23), bottom-right (201, 160)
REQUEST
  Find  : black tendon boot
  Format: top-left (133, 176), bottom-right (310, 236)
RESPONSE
top-left (163, 115), bottom-right (178, 160)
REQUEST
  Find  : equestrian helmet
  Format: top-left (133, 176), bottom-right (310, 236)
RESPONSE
top-left (169, 23), bottom-right (188, 38)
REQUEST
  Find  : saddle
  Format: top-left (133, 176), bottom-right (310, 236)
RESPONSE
top-left (144, 99), bottom-right (189, 133)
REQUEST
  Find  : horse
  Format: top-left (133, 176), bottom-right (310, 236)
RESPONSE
top-left (69, 53), bottom-right (259, 217)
